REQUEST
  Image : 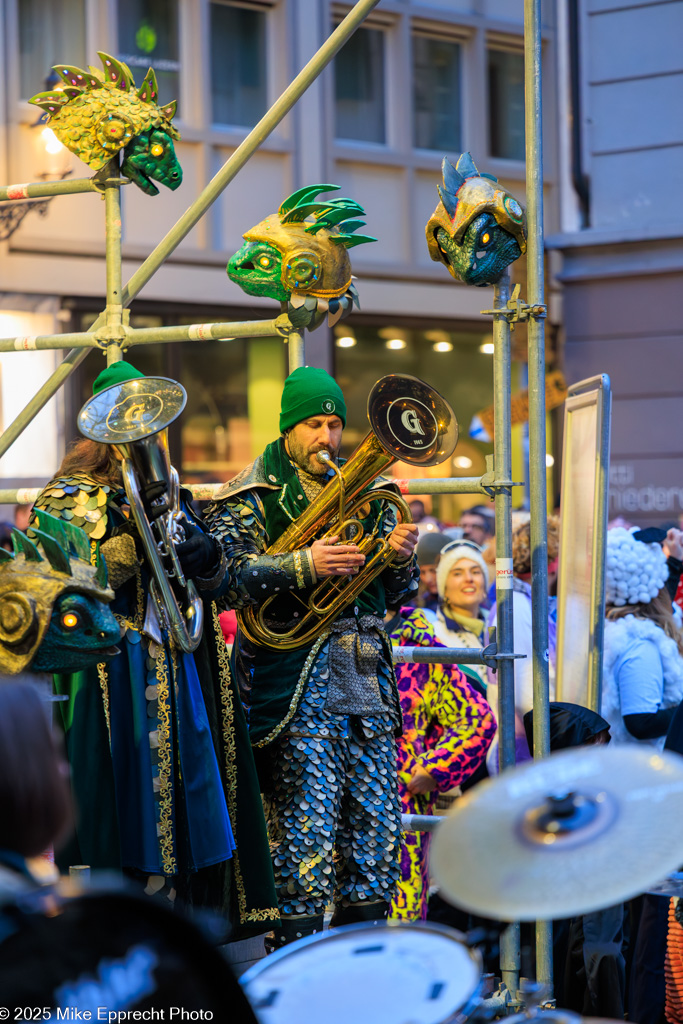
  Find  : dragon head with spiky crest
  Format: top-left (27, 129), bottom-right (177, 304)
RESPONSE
top-left (0, 511), bottom-right (119, 675)
top-left (426, 153), bottom-right (527, 286)
top-left (227, 185), bottom-right (376, 327)
top-left (29, 52), bottom-right (182, 196)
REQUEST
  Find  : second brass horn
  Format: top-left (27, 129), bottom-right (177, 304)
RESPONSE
top-left (78, 377), bottom-right (204, 653)
top-left (237, 373), bottom-right (458, 650)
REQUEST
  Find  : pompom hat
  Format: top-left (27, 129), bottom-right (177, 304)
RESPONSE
top-left (436, 540), bottom-right (489, 599)
top-left (605, 526), bottom-right (668, 607)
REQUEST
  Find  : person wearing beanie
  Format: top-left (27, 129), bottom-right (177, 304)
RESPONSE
top-left (203, 365), bottom-right (420, 948)
top-left (30, 360), bottom-right (279, 937)
top-left (601, 526), bottom-right (683, 750)
top-left (428, 539), bottom-right (491, 691)
top-left (600, 528), bottom-right (683, 1023)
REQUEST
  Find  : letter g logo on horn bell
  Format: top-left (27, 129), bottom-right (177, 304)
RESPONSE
top-left (401, 408), bottom-right (425, 435)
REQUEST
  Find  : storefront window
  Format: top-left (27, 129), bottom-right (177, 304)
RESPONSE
top-left (488, 48), bottom-right (525, 161)
top-left (335, 27), bottom-right (386, 144)
top-left (210, 2), bottom-right (268, 128)
top-left (19, 0), bottom-right (86, 99)
top-left (413, 35), bottom-right (462, 152)
top-left (118, 0), bottom-right (180, 108)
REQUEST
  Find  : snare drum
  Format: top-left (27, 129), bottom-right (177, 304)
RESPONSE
top-left (241, 920), bottom-right (483, 1024)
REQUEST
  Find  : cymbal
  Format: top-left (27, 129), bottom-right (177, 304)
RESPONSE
top-left (431, 744), bottom-right (683, 921)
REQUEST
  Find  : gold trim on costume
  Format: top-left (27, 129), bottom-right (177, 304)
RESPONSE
top-left (155, 650), bottom-right (176, 876)
top-left (97, 663), bottom-right (111, 743)
top-left (253, 631), bottom-right (329, 749)
top-left (211, 604), bottom-right (279, 924)
top-left (293, 549), bottom-right (305, 589)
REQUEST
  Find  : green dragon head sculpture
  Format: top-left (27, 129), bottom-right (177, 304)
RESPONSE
top-left (29, 52), bottom-right (182, 196)
top-left (0, 511), bottom-right (119, 675)
top-left (227, 185), bottom-right (376, 327)
top-left (426, 153), bottom-right (527, 287)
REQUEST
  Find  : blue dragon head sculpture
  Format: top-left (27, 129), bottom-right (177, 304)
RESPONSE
top-left (426, 153), bottom-right (527, 286)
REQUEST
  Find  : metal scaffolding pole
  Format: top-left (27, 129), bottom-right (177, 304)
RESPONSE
top-left (0, 0), bottom-right (379, 458)
top-left (288, 330), bottom-right (306, 372)
top-left (104, 168), bottom-right (124, 365)
top-left (491, 270), bottom-right (521, 997)
top-left (119, 0), bottom-right (382, 307)
top-left (524, 0), bottom-right (552, 994)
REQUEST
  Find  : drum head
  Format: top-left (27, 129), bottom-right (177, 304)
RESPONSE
top-left (241, 921), bottom-right (482, 1024)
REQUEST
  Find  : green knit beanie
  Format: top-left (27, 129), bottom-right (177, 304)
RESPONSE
top-left (279, 366), bottom-right (347, 433)
top-left (92, 360), bottom-right (145, 395)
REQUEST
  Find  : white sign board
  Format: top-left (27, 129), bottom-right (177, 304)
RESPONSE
top-left (555, 376), bottom-right (611, 711)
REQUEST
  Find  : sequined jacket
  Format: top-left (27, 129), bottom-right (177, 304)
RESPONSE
top-left (203, 444), bottom-right (420, 745)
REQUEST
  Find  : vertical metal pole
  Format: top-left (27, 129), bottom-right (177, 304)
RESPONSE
top-left (288, 330), bottom-right (306, 373)
top-left (492, 269), bottom-right (520, 995)
top-left (104, 169), bottom-right (124, 366)
top-left (524, 0), bottom-right (552, 994)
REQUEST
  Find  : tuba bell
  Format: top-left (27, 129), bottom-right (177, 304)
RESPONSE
top-left (78, 376), bottom-right (204, 653)
top-left (237, 373), bottom-right (459, 650)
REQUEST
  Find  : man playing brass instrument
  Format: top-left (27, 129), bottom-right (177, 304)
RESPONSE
top-left (204, 366), bottom-right (419, 948)
top-left (31, 361), bottom-right (279, 938)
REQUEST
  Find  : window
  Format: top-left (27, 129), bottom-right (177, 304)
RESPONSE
top-left (488, 48), bottom-right (525, 161)
top-left (210, 2), bottom-right (267, 128)
top-left (118, 0), bottom-right (180, 108)
top-left (335, 27), bottom-right (386, 144)
top-left (413, 35), bottom-right (462, 152)
top-left (19, 0), bottom-right (86, 99)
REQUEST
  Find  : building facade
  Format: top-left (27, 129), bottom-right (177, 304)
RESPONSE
top-left (0, 0), bottom-right (561, 519)
top-left (548, 0), bottom-right (683, 525)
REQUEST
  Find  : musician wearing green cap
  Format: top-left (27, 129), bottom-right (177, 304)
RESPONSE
top-left (30, 360), bottom-right (279, 938)
top-left (204, 366), bottom-right (419, 949)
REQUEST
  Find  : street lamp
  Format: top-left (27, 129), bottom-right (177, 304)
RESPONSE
top-left (0, 72), bottom-right (72, 241)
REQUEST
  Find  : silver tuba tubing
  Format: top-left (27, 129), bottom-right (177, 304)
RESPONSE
top-left (121, 453), bottom-right (203, 653)
top-left (77, 376), bottom-right (204, 654)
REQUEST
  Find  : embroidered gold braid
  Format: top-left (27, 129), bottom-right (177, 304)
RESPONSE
top-left (211, 604), bottom-right (278, 924)
top-left (114, 568), bottom-right (146, 634)
top-left (96, 663), bottom-right (111, 744)
top-left (293, 549), bottom-right (305, 589)
top-left (155, 651), bottom-right (176, 876)
top-left (254, 631), bottom-right (330, 748)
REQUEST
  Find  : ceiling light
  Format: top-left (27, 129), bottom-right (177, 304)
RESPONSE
top-left (386, 338), bottom-right (406, 350)
top-left (453, 455), bottom-right (473, 469)
top-left (546, 453), bottom-right (555, 468)
top-left (336, 335), bottom-right (356, 348)
top-left (433, 340), bottom-right (453, 353)
top-left (479, 341), bottom-right (495, 355)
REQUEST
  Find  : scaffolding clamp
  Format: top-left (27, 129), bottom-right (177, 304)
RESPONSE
top-left (481, 284), bottom-right (547, 329)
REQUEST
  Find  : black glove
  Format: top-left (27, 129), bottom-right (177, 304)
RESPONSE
top-left (175, 522), bottom-right (220, 579)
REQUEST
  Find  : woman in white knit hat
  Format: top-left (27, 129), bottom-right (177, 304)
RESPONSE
top-left (601, 526), bottom-right (683, 748)
top-left (429, 539), bottom-right (490, 690)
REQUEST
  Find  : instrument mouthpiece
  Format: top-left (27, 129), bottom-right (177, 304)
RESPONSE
top-left (317, 451), bottom-right (331, 464)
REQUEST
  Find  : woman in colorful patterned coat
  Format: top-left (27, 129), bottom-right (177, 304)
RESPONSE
top-left (386, 606), bottom-right (496, 920)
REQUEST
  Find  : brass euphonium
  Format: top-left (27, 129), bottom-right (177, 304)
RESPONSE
top-left (238, 373), bottom-right (459, 650)
top-left (78, 376), bottom-right (204, 653)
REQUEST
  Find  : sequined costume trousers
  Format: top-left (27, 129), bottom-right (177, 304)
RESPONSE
top-left (263, 727), bottom-right (402, 918)
top-left (261, 649), bottom-right (402, 921)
